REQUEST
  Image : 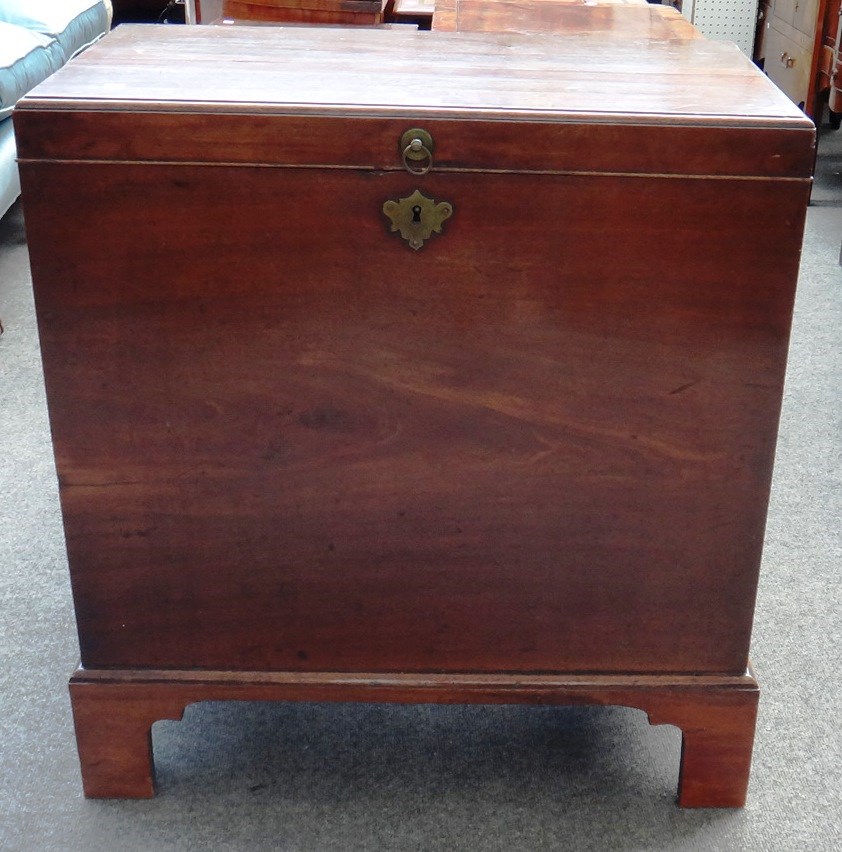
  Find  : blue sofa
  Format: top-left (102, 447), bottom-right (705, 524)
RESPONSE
top-left (0, 1), bottom-right (112, 219)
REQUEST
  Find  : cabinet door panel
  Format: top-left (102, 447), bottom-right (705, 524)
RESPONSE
top-left (764, 22), bottom-right (812, 105)
top-left (792, 0), bottom-right (820, 37)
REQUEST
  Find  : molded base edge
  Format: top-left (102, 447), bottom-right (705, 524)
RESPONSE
top-left (69, 666), bottom-right (759, 806)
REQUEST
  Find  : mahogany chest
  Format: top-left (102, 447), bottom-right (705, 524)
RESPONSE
top-left (193, 0), bottom-right (388, 25)
top-left (15, 23), bottom-right (814, 805)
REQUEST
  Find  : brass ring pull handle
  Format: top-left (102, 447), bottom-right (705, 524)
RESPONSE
top-left (400, 128), bottom-right (434, 176)
top-left (403, 139), bottom-right (433, 175)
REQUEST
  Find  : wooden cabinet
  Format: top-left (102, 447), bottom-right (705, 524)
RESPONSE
top-left (760, 0), bottom-right (828, 114)
top-left (188, 0), bottom-right (387, 24)
top-left (763, 12), bottom-right (817, 104)
top-left (432, 0), bottom-right (699, 37)
top-left (15, 22), bottom-right (813, 806)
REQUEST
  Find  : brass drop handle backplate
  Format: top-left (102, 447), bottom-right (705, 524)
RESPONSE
top-left (400, 128), bottom-right (434, 176)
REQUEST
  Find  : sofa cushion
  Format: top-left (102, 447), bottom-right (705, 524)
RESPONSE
top-left (0, 22), bottom-right (64, 120)
top-left (0, 1), bottom-right (109, 62)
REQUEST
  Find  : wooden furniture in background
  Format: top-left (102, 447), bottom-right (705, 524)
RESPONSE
top-left (16, 22), bottom-right (813, 806)
top-left (757, 0), bottom-right (830, 116)
top-left (390, 0), bottom-right (434, 28)
top-left (223, 0), bottom-right (387, 24)
top-left (821, 0), bottom-right (842, 121)
top-left (432, 0), bottom-right (698, 36)
top-left (191, 0), bottom-right (388, 24)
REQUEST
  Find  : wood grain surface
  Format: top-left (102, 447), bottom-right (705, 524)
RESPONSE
top-left (432, 0), bottom-right (697, 39)
top-left (19, 25), bottom-right (809, 128)
top-left (18, 22), bottom-right (811, 807)
top-left (68, 666), bottom-right (759, 805)
top-left (221, 0), bottom-right (387, 25)
top-left (15, 110), bottom-right (815, 178)
top-left (21, 159), bottom-right (810, 674)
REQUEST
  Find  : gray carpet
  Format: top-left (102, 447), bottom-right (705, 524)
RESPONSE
top-left (1, 130), bottom-right (840, 850)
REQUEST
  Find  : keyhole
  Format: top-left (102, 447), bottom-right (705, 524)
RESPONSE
top-left (412, 205), bottom-right (422, 223)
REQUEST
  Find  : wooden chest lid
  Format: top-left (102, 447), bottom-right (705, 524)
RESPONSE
top-left (16, 24), bottom-right (815, 178)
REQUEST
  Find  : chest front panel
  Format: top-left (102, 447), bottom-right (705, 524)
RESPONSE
top-left (21, 154), bottom-right (807, 674)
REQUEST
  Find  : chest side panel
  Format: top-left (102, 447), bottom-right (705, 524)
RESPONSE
top-left (21, 159), bottom-right (807, 674)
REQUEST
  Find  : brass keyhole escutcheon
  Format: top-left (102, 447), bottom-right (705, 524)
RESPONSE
top-left (383, 189), bottom-right (453, 251)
